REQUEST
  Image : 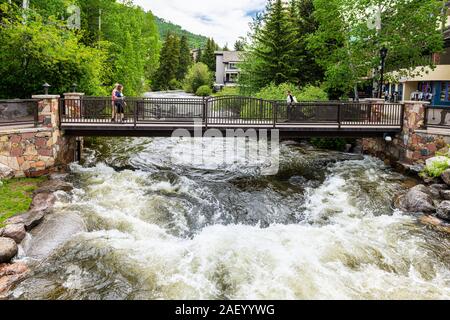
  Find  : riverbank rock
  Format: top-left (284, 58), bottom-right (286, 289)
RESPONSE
top-left (420, 215), bottom-right (450, 234)
top-left (30, 193), bottom-right (56, 212)
top-left (1, 224), bottom-right (26, 244)
top-left (0, 262), bottom-right (29, 298)
top-left (33, 179), bottom-right (73, 195)
top-left (436, 201), bottom-right (450, 221)
top-left (441, 169), bottom-right (450, 186)
top-left (395, 185), bottom-right (436, 213)
top-left (6, 210), bottom-right (46, 231)
top-left (0, 238), bottom-right (18, 263)
top-left (49, 173), bottom-right (69, 181)
top-left (440, 190), bottom-right (450, 201)
top-left (0, 163), bottom-right (14, 180)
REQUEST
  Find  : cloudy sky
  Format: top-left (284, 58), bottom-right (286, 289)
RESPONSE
top-left (133, 0), bottom-right (267, 47)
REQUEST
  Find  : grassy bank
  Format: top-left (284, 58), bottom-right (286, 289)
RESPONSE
top-left (0, 177), bottom-right (47, 227)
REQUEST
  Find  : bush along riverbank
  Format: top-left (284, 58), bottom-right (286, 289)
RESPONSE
top-left (0, 175), bottom-right (73, 298)
top-left (395, 147), bottom-right (450, 234)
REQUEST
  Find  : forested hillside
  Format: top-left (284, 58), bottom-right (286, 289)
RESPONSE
top-left (155, 17), bottom-right (208, 49)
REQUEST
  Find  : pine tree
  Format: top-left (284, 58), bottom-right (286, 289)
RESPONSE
top-left (223, 43), bottom-right (229, 51)
top-left (195, 49), bottom-right (202, 63)
top-left (153, 33), bottom-right (180, 90)
top-left (249, 0), bottom-right (299, 86)
top-left (177, 35), bottom-right (192, 81)
top-left (289, 0), bottom-right (323, 86)
top-left (234, 39), bottom-right (245, 51)
top-left (201, 38), bottom-right (217, 72)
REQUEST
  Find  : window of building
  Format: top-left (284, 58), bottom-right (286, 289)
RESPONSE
top-left (440, 81), bottom-right (450, 101)
top-left (228, 63), bottom-right (238, 70)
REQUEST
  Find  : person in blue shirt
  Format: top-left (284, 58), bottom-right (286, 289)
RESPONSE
top-left (114, 84), bottom-right (126, 123)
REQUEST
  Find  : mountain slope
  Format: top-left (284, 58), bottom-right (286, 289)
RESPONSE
top-left (155, 17), bottom-right (208, 49)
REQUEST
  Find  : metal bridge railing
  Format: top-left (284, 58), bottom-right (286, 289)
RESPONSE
top-left (0, 99), bottom-right (39, 128)
top-left (59, 96), bottom-right (404, 129)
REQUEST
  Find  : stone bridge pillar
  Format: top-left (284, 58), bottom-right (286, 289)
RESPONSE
top-left (361, 100), bottom-right (447, 169)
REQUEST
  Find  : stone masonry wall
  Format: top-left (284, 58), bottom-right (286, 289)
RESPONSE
top-left (361, 101), bottom-right (450, 167)
top-left (0, 96), bottom-right (77, 178)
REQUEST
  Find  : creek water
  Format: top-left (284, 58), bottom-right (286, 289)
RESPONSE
top-left (10, 134), bottom-right (450, 300)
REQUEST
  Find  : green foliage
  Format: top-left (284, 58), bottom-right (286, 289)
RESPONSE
top-left (423, 158), bottom-right (450, 178)
top-left (309, 0), bottom-right (445, 95)
top-left (153, 33), bottom-right (180, 91)
top-left (155, 16), bottom-right (208, 49)
top-left (213, 87), bottom-right (240, 97)
top-left (310, 138), bottom-right (348, 151)
top-left (0, 4), bottom-right (108, 98)
top-left (183, 62), bottom-right (212, 93)
top-left (200, 38), bottom-right (219, 73)
top-left (196, 85), bottom-right (212, 97)
top-left (0, 0), bottom-right (161, 98)
top-left (176, 35), bottom-right (193, 81)
top-left (253, 83), bottom-right (327, 101)
top-left (234, 38), bottom-right (246, 51)
top-left (0, 177), bottom-right (47, 226)
top-left (169, 79), bottom-right (182, 90)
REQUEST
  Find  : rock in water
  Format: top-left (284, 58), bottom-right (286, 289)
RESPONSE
top-left (436, 201), bottom-right (450, 221)
top-left (0, 238), bottom-right (18, 263)
top-left (441, 169), bottom-right (450, 186)
top-left (440, 190), bottom-right (450, 201)
top-left (6, 210), bottom-right (46, 231)
top-left (2, 224), bottom-right (26, 244)
top-left (395, 186), bottom-right (436, 213)
top-left (30, 193), bottom-right (56, 212)
top-left (34, 180), bottom-right (73, 195)
top-left (0, 262), bottom-right (29, 298)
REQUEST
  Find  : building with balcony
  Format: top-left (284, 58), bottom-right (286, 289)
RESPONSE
top-left (215, 51), bottom-right (244, 87)
top-left (384, 4), bottom-right (450, 106)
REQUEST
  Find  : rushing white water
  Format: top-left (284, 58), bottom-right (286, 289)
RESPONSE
top-left (11, 137), bottom-right (450, 300)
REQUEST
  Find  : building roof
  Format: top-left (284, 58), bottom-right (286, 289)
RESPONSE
top-left (215, 51), bottom-right (244, 63)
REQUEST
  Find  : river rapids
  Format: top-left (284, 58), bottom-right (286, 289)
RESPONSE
top-left (10, 136), bottom-right (450, 300)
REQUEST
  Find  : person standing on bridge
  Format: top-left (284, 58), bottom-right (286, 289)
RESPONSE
top-left (286, 91), bottom-right (297, 121)
top-left (111, 83), bottom-right (119, 122)
top-left (114, 84), bottom-right (126, 123)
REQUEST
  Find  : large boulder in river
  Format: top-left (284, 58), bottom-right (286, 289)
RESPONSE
top-left (395, 185), bottom-right (436, 213)
top-left (2, 224), bottom-right (26, 244)
top-left (441, 169), bottom-right (450, 186)
top-left (6, 210), bottom-right (46, 231)
top-left (34, 179), bottom-right (73, 195)
top-left (0, 238), bottom-right (18, 263)
top-left (30, 193), bottom-right (56, 212)
top-left (436, 201), bottom-right (450, 221)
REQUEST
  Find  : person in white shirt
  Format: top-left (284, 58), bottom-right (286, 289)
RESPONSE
top-left (286, 91), bottom-right (298, 121)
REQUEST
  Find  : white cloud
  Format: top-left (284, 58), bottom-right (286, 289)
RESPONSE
top-left (133, 0), bottom-right (267, 47)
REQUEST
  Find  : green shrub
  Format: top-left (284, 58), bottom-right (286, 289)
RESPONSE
top-left (183, 62), bottom-right (212, 93)
top-left (423, 157), bottom-right (450, 178)
top-left (254, 83), bottom-right (328, 102)
top-left (196, 85), bottom-right (212, 97)
top-left (213, 86), bottom-right (239, 96)
top-left (169, 79), bottom-right (181, 90)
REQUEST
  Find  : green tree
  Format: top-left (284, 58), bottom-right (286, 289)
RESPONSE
top-left (183, 62), bottom-right (212, 93)
top-left (201, 38), bottom-right (218, 72)
top-left (289, 0), bottom-right (323, 86)
top-left (223, 43), bottom-right (229, 51)
top-left (240, 0), bottom-right (299, 93)
top-left (309, 0), bottom-right (445, 97)
top-left (177, 35), bottom-right (192, 81)
top-left (0, 2), bottom-right (107, 98)
top-left (234, 38), bottom-right (246, 51)
top-left (153, 33), bottom-right (180, 90)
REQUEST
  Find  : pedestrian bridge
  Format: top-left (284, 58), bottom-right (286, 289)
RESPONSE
top-left (58, 96), bottom-right (404, 138)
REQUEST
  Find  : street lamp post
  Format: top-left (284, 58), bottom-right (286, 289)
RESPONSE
top-left (378, 47), bottom-right (388, 99)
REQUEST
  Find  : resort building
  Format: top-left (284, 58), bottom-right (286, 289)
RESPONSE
top-left (214, 51), bottom-right (244, 88)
